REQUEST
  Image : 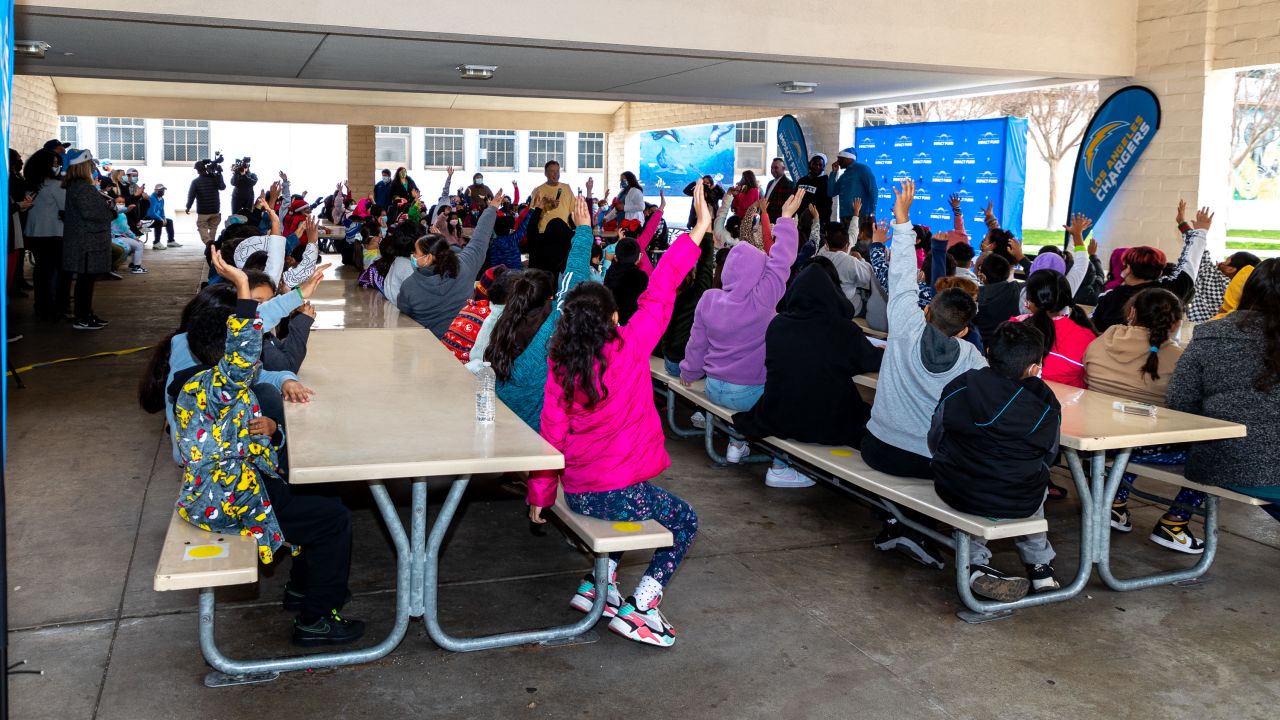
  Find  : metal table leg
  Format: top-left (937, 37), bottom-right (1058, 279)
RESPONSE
top-left (1094, 450), bottom-right (1219, 591)
top-left (420, 476), bottom-right (609, 652)
top-left (409, 478), bottom-right (428, 617)
top-left (657, 384), bottom-right (702, 438)
top-left (199, 481), bottom-right (412, 687)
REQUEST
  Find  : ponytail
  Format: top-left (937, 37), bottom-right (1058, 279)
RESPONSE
top-left (1026, 269), bottom-right (1097, 356)
top-left (484, 269), bottom-right (555, 381)
top-left (1128, 287), bottom-right (1183, 382)
top-left (417, 235), bottom-right (460, 279)
top-left (138, 332), bottom-right (178, 414)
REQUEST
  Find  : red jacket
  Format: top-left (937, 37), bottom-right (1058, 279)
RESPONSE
top-left (1015, 313), bottom-right (1096, 389)
top-left (527, 232), bottom-right (702, 508)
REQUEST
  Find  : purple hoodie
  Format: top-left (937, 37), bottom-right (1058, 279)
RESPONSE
top-left (680, 218), bottom-right (801, 386)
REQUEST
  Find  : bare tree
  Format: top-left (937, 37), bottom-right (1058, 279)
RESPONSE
top-left (1231, 68), bottom-right (1280, 172)
top-left (925, 85), bottom-right (1099, 228)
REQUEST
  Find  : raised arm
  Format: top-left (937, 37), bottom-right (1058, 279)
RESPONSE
top-left (558, 198), bottom-right (596, 298)
top-left (887, 180), bottom-right (925, 331)
top-left (457, 200), bottom-right (501, 281)
top-left (869, 221), bottom-right (890, 294)
top-left (635, 205), bottom-right (666, 275)
top-left (1063, 213), bottom-right (1093, 295)
top-left (752, 191), bottom-right (806, 309)
top-left (713, 196), bottom-right (734, 248)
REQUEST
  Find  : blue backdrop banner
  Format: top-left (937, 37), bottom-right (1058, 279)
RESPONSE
top-left (1066, 85), bottom-right (1161, 232)
top-left (776, 114), bottom-right (808, 184)
top-left (855, 117), bottom-right (1028, 244)
top-left (639, 123), bottom-right (735, 198)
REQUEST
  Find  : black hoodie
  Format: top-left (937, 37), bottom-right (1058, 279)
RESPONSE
top-left (928, 368), bottom-right (1061, 518)
top-left (733, 264), bottom-right (883, 447)
top-left (975, 279), bottom-right (1022, 350)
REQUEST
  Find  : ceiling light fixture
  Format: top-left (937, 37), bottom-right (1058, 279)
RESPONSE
top-left (457, 64), bottom-right (498, 80)
top-left (778, 81), bottom-right (818, 95)
top-left (15, 41), bottom-right (51, 59)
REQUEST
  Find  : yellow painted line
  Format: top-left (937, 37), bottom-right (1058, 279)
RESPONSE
top-left (7, 345), bottom-right (152, 375)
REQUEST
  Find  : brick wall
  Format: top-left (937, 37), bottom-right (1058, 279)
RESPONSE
top-left (11, 76), bottom-right (58, 159)
top-left (1212, 0), bottom-right (1280, 70)
top-left (346, 125), bottom-right (375, 201)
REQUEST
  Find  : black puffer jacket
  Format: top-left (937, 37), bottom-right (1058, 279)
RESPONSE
top-left (928, 368), bottom-right (1061, 519)
top-left (733, 264), bottom-right (882, 447)
top-left (975, 279), bottom-right (1021, 350)
top-left (186, 172), bottom-right (225, 214)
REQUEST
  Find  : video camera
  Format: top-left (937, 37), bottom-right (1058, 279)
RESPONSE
top-left (195, 151), bottom-right (225, 175)
top-left (232, 156), bottom-right (252, 174)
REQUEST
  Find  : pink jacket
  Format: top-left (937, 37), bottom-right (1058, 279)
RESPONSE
top-left (528, 231), bottom-right (702, 508)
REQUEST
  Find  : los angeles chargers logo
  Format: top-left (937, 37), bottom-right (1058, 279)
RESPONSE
top-left (1083, 121), bottom-right (1129, 181)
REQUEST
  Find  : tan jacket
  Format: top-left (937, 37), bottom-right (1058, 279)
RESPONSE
top-left (1083, 324), bottom-right (1184, 406)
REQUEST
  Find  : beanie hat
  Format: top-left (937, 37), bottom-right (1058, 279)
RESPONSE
top-left (1029, 251), bottom-right (1066, 276)
top-left (62, 148), bottom-right (94, 171)
top-left (837, 148), bottom-right (857, 160)
top-left (811, 153), bottom-right (828, 166)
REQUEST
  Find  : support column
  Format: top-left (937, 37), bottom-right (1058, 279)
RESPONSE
top-left (1097, 1), bottom-right (1231, 256)
top-left (347, 125), bottom-right (375, 202)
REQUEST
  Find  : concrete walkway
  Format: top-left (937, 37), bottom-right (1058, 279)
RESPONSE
top-left (6, 225), bottom-right (1280, 719)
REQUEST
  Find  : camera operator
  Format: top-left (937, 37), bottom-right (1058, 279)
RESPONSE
top-left (186, 153), bottom-right (226, 246)
top-left (230, 156), bottom-right (258, 216)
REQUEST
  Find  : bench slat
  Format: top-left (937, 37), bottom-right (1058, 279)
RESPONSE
top-left (1123, 463), bottom-right (1268, 506)
top-left (551, 489), bottom-right (674, 554)
top-left (154, 512), bottom-right (259, 592)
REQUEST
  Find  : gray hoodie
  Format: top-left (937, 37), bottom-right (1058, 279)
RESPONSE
top-left (397, 207), bottom-right (495, 337)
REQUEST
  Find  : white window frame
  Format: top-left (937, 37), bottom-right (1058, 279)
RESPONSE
top-left (577, 131), bottom-right (605, 171)
top-left (734, 120), bottom-right (766, 177)
top-left (479, 129), bottom-right (517, 171)
top-left (527, 130), bottom-right (566, 171)
top-left (422, 127), bottom-right (465, 169)
top-left (96, 117), bottom-right (147, 163)
top-left (162, 119), bottom-right (210, 166)
top-left (375, 125), bottom-right (411, 168)
top-left (58, 115), bottom-right (79, 148)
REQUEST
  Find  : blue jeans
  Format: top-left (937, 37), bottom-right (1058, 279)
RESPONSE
top-left (705, 377), bottom-right (764, 412)
top-left (663, 356), bottom-right (680, 378)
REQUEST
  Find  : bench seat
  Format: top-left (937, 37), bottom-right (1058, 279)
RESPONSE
top-left (154, 511), bottom-right (259, 592)
top-left (551, 488), bottom-right (674, 553)
top-left (1123, 463), bottom-right (1268, 506)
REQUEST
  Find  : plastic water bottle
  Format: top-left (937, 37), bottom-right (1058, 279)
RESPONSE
top-left (476, 362), bottom-right (496, 424)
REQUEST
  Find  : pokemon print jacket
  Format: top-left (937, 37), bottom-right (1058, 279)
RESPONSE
top-left (173, 301), bottom-right (287, 563)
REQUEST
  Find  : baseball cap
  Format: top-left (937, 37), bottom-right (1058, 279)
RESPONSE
top-left (43, 139), bottom-right (70, 151)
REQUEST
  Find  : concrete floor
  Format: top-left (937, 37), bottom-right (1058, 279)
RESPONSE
top-left (5, 221), bottom-right (1280, 720)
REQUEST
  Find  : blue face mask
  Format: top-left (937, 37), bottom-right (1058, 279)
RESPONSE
top-left (379, 226), bottom-right (387, 237)
top-left (410, 255), bottom-right (419, 269)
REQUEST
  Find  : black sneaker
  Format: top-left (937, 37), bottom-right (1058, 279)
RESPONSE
top-left (89, 315), bottom-right (109, 327)
top-left (292, 609), bottom-right (365, 647)
top-left (873, 521), bottom-right (945, 570)
top-left (1150, 520), bottom-right (1205, 555)
top-left (105, 271), bottom-right (124, 281)
top-left (1110, 505), bottom-right (1133, 533)
top-left (282, 583), bottom-right (353, 613)
top-left (1025, 563), bottom-right (1060, 593)
top-left (72, 319), bottom-right (105, 331)
top-left (968, 564), bottom-right (1030, 601)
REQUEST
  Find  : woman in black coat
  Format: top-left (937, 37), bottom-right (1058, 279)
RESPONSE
top-left (61, 153), bottom-right (116, 329)
top-left (734, 260), bottom-right (883, 448)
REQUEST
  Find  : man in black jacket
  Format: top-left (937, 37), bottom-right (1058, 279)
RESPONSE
top-left (230, 158), bottom-right (258, 215)
top-left (793, 154), bottom-right (831, 223)
top-left (928, 321), bottom-right (1061, 602)
top-left (186, 159), bottom-right (226, 246)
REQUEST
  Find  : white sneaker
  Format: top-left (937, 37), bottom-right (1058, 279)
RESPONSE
top-left (690, 412), bottom-right (706, 430)
top-left (765, 465), bottom-right (816, 488)
top-left (726, 440), bottom-right (748, 464)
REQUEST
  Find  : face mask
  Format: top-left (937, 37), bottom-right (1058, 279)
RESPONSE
top-left (474, 178), bottom-right (483, 185)
top-left (128, 176), bottom-right (138, 183)
top-left (618, 179), bottom-right (627, 189)
top-left (156, 191), bottom-right (165, 197)
top-left (115, 204), bottom-right (126, 213)
top-left (410, 256), bottom-right (419, 269)
top-left (379, 226), bottom-right (387, 237)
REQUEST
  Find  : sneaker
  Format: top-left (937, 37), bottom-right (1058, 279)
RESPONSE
top-left (764, 465), bottom-right (816, 488)
top-left (72, 319), bottom-right (105, 331)
top-left (608, 595), bottom-right (676, 648)
top-left (7, 334), bottom-right (21, 343)
top-left (291, 609), bottom-right (366, 647)
top-left (969, 564), bottom-right (1030, 601)
top-left (130, 265), bottom-right (148, 274)
top-left (152, 241), bottom-right (163, 249)
top-left (1150, 520), bottom-right (1205, 555)
top-left (568, 573), bottom-right (622, 619)
top-left (690, 412), bottom-right (706, 430)
top-left (1110, 505), bottom-right (1133, 533)
top-left (872, 522), bottom-right (945, 569)
top-left (105, 271), bottom-right (124, 281)
top-left (726, 440), bottom-right (749, 464)
top-left (168, 242), bottom-right (183, 248)
top-left (90, 315), bottom-right (109, 327)
top-left (281, 583), bottom-right (353, 613)
top-left (1026, 563), bottom-right (1061, 593)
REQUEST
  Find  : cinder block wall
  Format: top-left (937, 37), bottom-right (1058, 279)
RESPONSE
top-left (11, 76), bottom-right (59, 159)
top-left (346, 125), bottom-right (375, 201)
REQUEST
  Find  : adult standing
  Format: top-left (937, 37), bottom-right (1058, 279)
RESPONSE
top-left (147, 184), bottom-right (180, 248)
top-left (389, 167), bottom-right (418, 207)
top-left (531, 160), bottom-right (575, 232)
top-left (616, 171), bottom-right (645, 225)
top-left (730, 171), bottom-right (760, 218)
top-left (763, 157), bottom-right (794, 222)
top-left (828, 148), bottom-right (877, 227)
top-left (464, 172), bottom-right (494, 221)
top-left (8, 149), bottom-right (32, 301)
top-left (373, 168), bottom-right (393, 211)
top-left (794, 154), bottom-right (832, 224)
top-left (229, 157), bottom-right (258, 215)
top-left (61, 149), bottom-right (116, 330)
top-left (682, 176), bottom-right (725, 228)
top-left (22, 148), bottom-right (65, 321)
top-left (186, 158), bottom-right (225, 246)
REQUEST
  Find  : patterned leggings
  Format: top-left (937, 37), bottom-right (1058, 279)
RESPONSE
top-left (565, 481), bottom-right (698, 587)
top-left (1113, 446), bottom-right (1205, 522)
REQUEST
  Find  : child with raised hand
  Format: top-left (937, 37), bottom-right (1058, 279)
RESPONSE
top-left (484, 196), bottom-right (595, 430)
top-left (863, 178), bottom-right (987, 569)
top-left (398, 190), bottom-right (500, 336)
top-left (1083, 287), bottom-right (1207, 552)
top-left (526, 183), bottom-right (714, 648)
top-left (930, 321), bottom-right (1062, 600)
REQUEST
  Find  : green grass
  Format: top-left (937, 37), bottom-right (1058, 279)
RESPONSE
top-left (1020, 229), bottom-right (1065, 247)
top-left (1018, 228), bottom-right (1280, 250)
top-left (1226, 240), bottom-right (1280, 250)
top-left (1224, 229), bottom-right (1280, 240)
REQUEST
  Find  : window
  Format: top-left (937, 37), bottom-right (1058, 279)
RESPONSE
top-left (526, 131), bottom-right (565, 171)
top-left (861, 106), bottom-right (892, 127)
top-left (96, 117), bottom-right (146, 163)
top-left (162, 119), bottom-right (209, 164)
top-left (376, 125), bottom-right (410, 167)
top-left (577, 132), bottom-right (604, 171)
top-left (734, 121), bottom-right (765, 177)
top-left (735, 120), bottom-right (766, 144)
top-left (479, 129), bottom-right (516, 170)
top-left (422, 127), bottom-right (464, 168)
top-left (58, 115), bottom-right (78, 147)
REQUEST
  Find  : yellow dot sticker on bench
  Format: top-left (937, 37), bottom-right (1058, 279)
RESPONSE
top-left (612, 522), bottom-right (644, 533)
top-left (830, 449), bottom-right (854, 457)
top-left (184, 544), bottom-right (229, 561)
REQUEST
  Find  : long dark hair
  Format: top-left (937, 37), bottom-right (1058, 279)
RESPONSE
top-left (22, 148), bottom-right (57, 190)
top-left (738, 170), bottom-right (758, 191)
top-left (1125, 288), bottom-right (1182, 381)
top-left (484, 269), bottom-right (555, 381)
top-left (548, 283), bottom-right (619, 410)
top-left (1024, 269), bottom-right (1096, 354)
top-left (416, 235), bottom-right (459, 279)
top-left (1236, 257), bottom-right (1280, 392)
top-left (138, 284), bottom-right (237, 413)
top-left (620, 171), bottom-right (641, 193)
top-left (375, 229), bottom-right (416, 277)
